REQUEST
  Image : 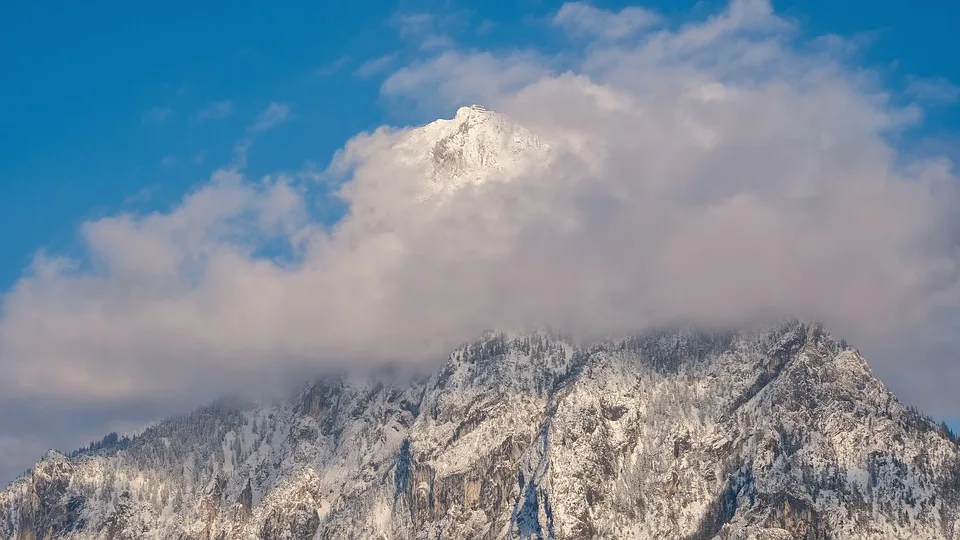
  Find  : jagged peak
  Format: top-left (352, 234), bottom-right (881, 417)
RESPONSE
top-left (394, 104), bottom-right (550, 200)
top-left (41, 449), bottom-right (67, 462)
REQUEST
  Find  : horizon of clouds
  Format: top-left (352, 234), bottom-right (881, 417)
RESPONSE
top-left (1, 0), bottom-right (959, 483)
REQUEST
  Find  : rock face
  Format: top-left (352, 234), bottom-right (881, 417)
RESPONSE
top-left (2, 321), bottom-right (959, 539)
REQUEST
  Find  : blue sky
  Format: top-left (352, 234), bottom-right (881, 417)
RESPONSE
top-left (2, 1), bottom-right (958, 289)
top-left (3, 0), bottom-right (959, 290)
top-left (1, 0), bottom-right (959, 471)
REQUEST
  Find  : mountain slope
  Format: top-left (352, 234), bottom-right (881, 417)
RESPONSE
top-left (2, 322), bottom-right (959, 539)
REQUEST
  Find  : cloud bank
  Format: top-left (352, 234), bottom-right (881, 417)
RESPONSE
top-left (1, 0), bottom-right (959, 480)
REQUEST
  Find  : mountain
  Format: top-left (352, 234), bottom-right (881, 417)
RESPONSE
top-left (3, 110), bottom-right (960, 539)
top-left (394, 104), bottom-right (550, 201)
top-left (2, 321), bottom-right (959, 539)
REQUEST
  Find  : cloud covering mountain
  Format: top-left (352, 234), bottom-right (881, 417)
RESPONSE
top-left (1, 0), bottom-right (958, 483)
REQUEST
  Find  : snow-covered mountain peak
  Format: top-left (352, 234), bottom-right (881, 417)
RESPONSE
top-left (453, 104), bottom-right (491, 122)
top-left (394, 105), bottom-right (550, 200)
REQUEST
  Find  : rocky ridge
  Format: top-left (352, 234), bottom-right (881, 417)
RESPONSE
top-left (2, 321), bottom-right (959, 539)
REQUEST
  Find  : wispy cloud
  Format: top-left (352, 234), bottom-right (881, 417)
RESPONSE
top-left (160, 155), bottom-right (177, 168)
top-left (142, 107), bottom-right (171, 124)
top-left (393, 11), bottom-right (459, 50)
top-left (314, 55), bottom-right (351, 77)
top-left (195, 100), bottom-right (235, 122)
top-left (249, 103), bottom-right (290, 132)
top-left (476, 19), bottom-right (497, 36)
top-left (906, 76), bottom-right (960, 104)
top-left (163, 82), bottom-right (189, 97)
top-left (122, 186), bottom-right (155, 206)
top-left (397, 13), bottom-right (434, 37)
top-left (553, 1), bottom-right (659, 39)
top-left (420, 35), bottom-right (455, 50)
top-left (231, 139), bottom-right (252, 168)
top-left (353, 54), bottom-right (398, 78)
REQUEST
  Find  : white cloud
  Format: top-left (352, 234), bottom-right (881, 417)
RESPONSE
top-left (195, 100), bottom-right (235, 122)
top-left (2, 0), bottom-right (960, 480)
top-left (553, 1), bottom-right (659, 40)
top-left (249, 103), bottom-right (290, 132)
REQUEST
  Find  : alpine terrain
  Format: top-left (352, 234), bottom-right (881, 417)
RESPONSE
top-left (2, 109), bottom-right (960, 539)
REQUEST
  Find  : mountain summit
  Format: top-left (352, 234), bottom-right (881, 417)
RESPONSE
top-left (395, 105), bottom-right (550, 200)
top-left (2, 321), bottom-right (959, 539)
